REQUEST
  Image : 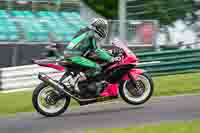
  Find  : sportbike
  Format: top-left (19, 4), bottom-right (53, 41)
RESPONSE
top-left (32, 38), bottom-right (154, 117)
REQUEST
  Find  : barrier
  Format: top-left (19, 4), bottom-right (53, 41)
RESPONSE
top-left (0, 65), bottom-right (64, 90)
top-left (137, 49), bottom-right (200, 59)
top-left (137, 48), bottom-right (200, 75)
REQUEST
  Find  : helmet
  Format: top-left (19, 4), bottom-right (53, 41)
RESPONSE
top-left (91, 18), bottom-right (108, 40)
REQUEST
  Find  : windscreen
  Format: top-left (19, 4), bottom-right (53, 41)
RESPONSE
top-left (111, 38), bottom-right (134, 55)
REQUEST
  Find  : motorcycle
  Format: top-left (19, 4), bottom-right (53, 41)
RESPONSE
top-left (32, 38), bottom-right (154, 117)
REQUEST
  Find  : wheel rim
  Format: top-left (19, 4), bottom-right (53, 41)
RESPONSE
top-left (37, 86), bottom-right (66, 114)
top-left (123, 75), bottom-right (151, 103)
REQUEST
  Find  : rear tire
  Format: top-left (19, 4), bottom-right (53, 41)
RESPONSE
top-left (32, 82), bottom-right (71, 117)
top-left (119, 73), bottom-right (153, 105)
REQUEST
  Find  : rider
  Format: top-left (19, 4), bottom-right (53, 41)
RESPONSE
top-left (63, 18), bottom-right (120, 78)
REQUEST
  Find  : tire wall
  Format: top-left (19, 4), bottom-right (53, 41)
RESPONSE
top-left (0, 44), bottom-right (48, 68)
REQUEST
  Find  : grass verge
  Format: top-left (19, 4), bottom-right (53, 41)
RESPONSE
top-left (0, 72), bottom-right (200, 115)
top-left (85, 120), bottom-right (200, 133)
top-left (0, 91), bottom-right (78, 116)
top-left (153, 72), bottom-right (200, 96)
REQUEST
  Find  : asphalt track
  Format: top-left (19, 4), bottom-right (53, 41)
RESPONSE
top-left (1, 94), bottom-right (200, 133)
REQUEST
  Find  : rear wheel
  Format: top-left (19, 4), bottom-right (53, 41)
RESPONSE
top-left (32, 83), bottom-right (71, 117)
top-left (119, 73), bottom-right (153, 105)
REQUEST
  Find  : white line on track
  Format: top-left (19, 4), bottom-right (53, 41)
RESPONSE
top-left (0, 88), bottom-right (34, 94)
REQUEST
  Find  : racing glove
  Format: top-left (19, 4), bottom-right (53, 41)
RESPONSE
top-left (110, 56), bottom-right (121, 62)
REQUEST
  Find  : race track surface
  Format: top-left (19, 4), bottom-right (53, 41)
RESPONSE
top-left (1, 95), bottom-right (200, 133)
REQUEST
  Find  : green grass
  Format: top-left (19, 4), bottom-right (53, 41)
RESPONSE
top-left (0, 91), bottom-right (78, 116)
top-left (1, 72), bottom-right (200, 116)
top-left (85, 120), bottom-right (200, 133)
top-left (0, 91), bottom-right (33, 116)
top-left (153, 72), bottom-right (200, 96)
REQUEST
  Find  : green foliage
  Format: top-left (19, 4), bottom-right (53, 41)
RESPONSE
top-left (82, 0), bottom-right (196, 25)
top-left (82, 0), bottom-right (118, 19)
top-left (140, 0), bottom-right (195, 25)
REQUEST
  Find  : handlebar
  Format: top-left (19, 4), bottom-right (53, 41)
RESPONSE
top-left (111, 47), bottom-right (124, 57)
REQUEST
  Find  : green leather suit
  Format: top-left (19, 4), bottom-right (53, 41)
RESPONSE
top-left (65, 28), bottom-right (113, 77)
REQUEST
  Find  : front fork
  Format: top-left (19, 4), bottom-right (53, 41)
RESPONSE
top-left (128, 72), bottom-right (137, 88)
top-left (122, 68), bottom-right (145, 81)
top-left (125, 69), bottom-right (145, 96)
top-left (122, 68), bottom-right (145, 88)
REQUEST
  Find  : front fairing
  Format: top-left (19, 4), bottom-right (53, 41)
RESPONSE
top-left (111, 38), bottom-right (138, 63)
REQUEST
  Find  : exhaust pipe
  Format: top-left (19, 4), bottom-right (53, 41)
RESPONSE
top-left (38, 72), bottom-right (96, 102)
top-left (38, 72), bottom-right (65, 91)
top-left (38, 72), bottom-right (77, 98)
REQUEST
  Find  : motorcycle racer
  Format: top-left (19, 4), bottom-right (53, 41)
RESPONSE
top-left (63, 18), bottom-right (120, 78)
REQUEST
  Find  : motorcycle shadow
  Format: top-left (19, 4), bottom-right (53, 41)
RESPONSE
top-left (65, 106), bottom-right (144, 117)
top-left (37, 105), bottom-right (145, 119)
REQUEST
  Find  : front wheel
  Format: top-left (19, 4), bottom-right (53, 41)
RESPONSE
top-left (32, 82), bottom-right (71, 117)
top-left (119, 73), bottom-right (153, 105)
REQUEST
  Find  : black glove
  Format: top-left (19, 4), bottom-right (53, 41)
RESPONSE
top-left (112, 47), bottom-right (123, 57)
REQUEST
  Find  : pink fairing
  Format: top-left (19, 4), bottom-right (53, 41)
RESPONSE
top-left (100, 84), bottom-right (118, 97)
top-left (108, 55), bottom-right (138, 70)
top-left (122, 68), bottom-right (144, 80)
top-left (100, 39), bottom-right (144, 97)
top-left (100, 69), bottom-right (144, 97)
top-left (108, 39), bottom-right (138, 70)
top-left (39, 63), bottom-right (65, 72)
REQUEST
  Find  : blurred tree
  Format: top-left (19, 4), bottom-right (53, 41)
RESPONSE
top-left (81, 0), bottom-right (198, 26)
top-left (82, 0), bottom-right (118, 19)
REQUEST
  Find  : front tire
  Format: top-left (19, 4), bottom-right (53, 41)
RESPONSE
top-left (119, 73), bottom-right (153, 105)
top-left (32, 82), bottom-right (71, 117)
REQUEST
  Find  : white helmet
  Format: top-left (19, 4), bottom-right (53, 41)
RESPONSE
top-left (91, 18), bottom-right (108, 40)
